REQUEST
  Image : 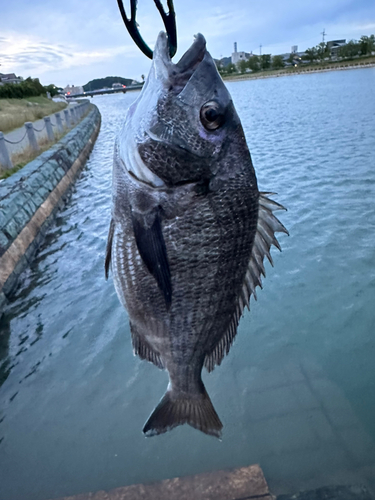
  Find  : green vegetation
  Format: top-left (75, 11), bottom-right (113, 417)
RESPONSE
top-left (44, 84), bottom-right (62, 97)
top-left (83, 76), bottom-right (135, 91)
top-left (0, 95), bottom-right (67, 133)
top-left (216, 33), bottom-right (375, 80)
top-left (248, 55), bottom-right (260, 72)
top-left (303, 35), bottom-right (375, 62)
top-left (222, 54), bottom-right (375, 83)
top-left (0, 139), bottom-right (54, 179)
top-left (0, 77), bottom-right (44, 99)
top-left (0, 76), bottom-right (62, 100)
top-left (272, 55), bottom-right (285, 69)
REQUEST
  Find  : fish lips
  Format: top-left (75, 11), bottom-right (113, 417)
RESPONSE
top-left (153, 31), bottom-right (207, 93)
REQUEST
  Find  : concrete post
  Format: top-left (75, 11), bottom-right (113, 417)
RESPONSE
top-left (44, 116), bottom-right (55, 142)
top-left (64, 109), bottom-right (71, 129)
top-left (70, 108), bottom-right (76, 125)
top-left (0, 132), bottom-right (13, 170)
top-left (55, 113), bottom-right (64, 134)
top-left (25, 122), bottom-right (40, 152)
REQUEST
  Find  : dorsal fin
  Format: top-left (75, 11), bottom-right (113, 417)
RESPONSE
top-left (204, 193), bottom-right (288, 372)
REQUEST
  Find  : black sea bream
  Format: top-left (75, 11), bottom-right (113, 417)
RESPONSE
top-left (105, 32), bottom-right (288, 438)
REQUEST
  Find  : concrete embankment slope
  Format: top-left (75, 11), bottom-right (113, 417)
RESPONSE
top-left (0, 104), bottom-right (101, 314)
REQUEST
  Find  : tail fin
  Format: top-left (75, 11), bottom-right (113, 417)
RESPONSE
top-left (143, 386), bottom-right (223, 438)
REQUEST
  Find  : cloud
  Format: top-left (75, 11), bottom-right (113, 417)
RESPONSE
top-left (0, 31), bottom-right (140, 80)
top-left (1, 0), bottom-right (374, 86)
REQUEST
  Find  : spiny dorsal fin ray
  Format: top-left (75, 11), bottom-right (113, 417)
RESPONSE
top-left (204, 192), bottom-right (288, 372)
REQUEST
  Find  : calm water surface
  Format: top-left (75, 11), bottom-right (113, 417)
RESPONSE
top-left (1, 68), bottom-right (375, 499)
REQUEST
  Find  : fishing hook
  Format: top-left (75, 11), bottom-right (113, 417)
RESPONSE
top-left (117, 0), bottom-right (177, 59)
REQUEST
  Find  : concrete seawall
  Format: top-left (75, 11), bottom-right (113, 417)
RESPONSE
top-left (0, 104), bottom-right (101, 314)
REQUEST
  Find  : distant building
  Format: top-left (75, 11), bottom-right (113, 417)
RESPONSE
top-left (279, 51), bottom-right (306, 66)
top-left (327, 39), bottom-right (346, 58)
top-left (291, 45), bottom-right (298, 54)
top-left (231, 42), bottom-right (251, 65)
top-left (0, 73), bottom-right (24, 85)
top-left (63, 84), bottom-right (83, 96)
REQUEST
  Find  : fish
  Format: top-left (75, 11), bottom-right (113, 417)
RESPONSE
top-left (105, 31), bottom-right (288, 438)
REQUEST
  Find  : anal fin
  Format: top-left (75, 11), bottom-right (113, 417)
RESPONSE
top-left (130, 323), bottom-right (164, 369)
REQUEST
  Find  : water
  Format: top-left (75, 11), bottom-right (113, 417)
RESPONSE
top-left (1, 68), bottom-right (375, 500)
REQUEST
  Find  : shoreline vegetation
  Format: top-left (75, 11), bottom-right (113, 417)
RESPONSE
top-left (222, 56), bottom-right (375, 83)
top-left (0, 95), bottom-right (67, 134)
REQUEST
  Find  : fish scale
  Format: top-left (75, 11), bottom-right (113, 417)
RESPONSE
top-left (106, 31), bottom-right (287, 438)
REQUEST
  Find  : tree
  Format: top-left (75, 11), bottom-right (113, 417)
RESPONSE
top-left (359, 35), bottom-right (375, 55)
top-left (260, 54), bottom-right (271, 70)
top-left (272, 55), bottom-right (285, 69)
top-left (303, 47), bottom-right (318, 63)
top-left (248, 55), bottom-right (260, 72)
top-left (338, 40), bottom-right (360, 58)
top-left (359, 36), bottom-right (369, 55)
top-left (0, 77), bottom-right (47, 99)
top-left (44, 84), bottom-right (60, 97)
top-left (238, 60), bottom-right (248, 74)
top-left (226, 63), bottom-right (237, 74)
top-left (316, 42), bottom-right (330, 61)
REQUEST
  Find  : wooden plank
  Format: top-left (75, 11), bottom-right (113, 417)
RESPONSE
top-left (53, 464), bottom-right (272, 500)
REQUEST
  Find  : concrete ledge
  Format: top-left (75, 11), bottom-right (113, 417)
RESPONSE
top-left (51, 464), bottom-right (272, 500)
top-left (0, 104), bottom-right (101, 313)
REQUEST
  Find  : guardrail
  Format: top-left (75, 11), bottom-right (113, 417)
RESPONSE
top-left (0, 100), bottom-right (91, 172)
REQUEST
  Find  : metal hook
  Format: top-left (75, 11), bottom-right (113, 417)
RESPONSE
top-left (117, 0), bottom-right (177, 60)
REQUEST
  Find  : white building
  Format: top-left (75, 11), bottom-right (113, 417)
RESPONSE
top-left (231, 42), bottom-right (251, 65)
top-left (63, 85), bottom-right (83, 96)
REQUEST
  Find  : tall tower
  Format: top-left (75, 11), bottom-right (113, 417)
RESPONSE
top-left (234, 42), bottom-right (237, 53)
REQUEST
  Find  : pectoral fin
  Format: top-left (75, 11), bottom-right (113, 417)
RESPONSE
top-left (131, 208), bottom-right (172, 309)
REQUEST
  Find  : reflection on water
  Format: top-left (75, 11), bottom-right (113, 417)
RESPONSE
top-left (0, 69), bottom-right (375, 500)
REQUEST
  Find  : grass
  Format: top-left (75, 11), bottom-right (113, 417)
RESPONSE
top-left (0, 138), bottom-right (58, 179)
top-left (0, 95), bottom-right (67, 134)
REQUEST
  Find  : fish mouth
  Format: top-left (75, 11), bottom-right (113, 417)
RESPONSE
top-left (153, 32), bottom-right (207, 93)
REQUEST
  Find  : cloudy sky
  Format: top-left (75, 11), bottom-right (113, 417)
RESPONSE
top-left (1, 0), bottom-right (374, 88)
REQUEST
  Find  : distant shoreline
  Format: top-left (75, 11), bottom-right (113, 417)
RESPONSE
top-left (223, 61), bottom-right (375, 83)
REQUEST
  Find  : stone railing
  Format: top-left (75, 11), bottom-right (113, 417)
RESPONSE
top-left (0, 103), bottom-right (101, 313)
top-left (0, 100), bottom-right (91, 172)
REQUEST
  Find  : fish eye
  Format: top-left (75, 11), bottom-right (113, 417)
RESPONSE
top-left (200, 101), bottom-right (225, 131)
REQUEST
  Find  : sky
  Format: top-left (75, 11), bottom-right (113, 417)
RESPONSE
top-left (1, 0), bottom-right (375, 88)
